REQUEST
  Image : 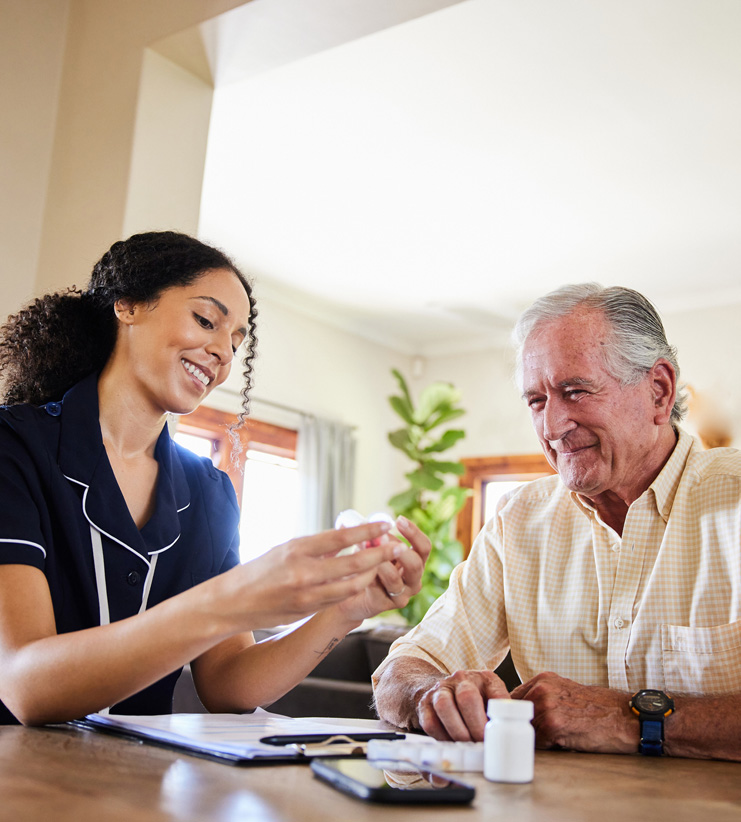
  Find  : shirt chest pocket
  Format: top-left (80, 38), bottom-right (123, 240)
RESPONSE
top-left (661, 620), bottom-right (741, 696)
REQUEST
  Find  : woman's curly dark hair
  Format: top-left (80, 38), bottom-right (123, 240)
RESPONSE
top-left (0, 231), bottom-right (258, 416)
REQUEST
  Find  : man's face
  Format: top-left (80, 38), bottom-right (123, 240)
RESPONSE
top-left (521, 308), bottom-right (661, 504)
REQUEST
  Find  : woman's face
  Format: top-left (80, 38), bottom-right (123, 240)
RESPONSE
top-left (114, 268), bottom-right (252, 417)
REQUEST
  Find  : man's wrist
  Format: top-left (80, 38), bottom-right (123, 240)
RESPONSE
top-left (630, 689), bottom-right (675, 756)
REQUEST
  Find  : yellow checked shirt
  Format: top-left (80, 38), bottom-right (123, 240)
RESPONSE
top-left (375, 428), bottom-right (741, 697)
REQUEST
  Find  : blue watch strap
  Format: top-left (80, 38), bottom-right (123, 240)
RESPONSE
top-left (639, 719), bottom-right (664, 756)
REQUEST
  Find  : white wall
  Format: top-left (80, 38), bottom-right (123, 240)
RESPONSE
top-left (123, 49), bottom-right (214, 238)
top-left (664, 303), bottom-right (741, 448)
top-left (0, 0), bottom-right (69, 317)
top-left (210, 294), bottom-right (413, 517)
top-left (412, 346), bottom-right (541, 461)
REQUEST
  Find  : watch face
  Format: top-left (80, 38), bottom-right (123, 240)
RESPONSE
top-left (633, 690), bottom-right (672, 715)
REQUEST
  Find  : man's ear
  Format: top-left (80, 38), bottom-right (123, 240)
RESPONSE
top-left (113, 298), bottom-right (137, 325)
top-left (650, 359), bottom-right (677, 425)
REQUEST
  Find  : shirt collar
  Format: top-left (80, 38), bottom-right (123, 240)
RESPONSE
top-left (58, 372), bottom-right (191, 557)
top-left (568, 426), bottom-right (699, 524)
top-left (647, 426), bottom-right (698, 522)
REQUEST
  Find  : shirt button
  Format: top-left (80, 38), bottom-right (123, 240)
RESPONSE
top-left (613, 617), bottom-right (625, 629)
top-left (45, 402), bottom-right (62, 417)
top-left (127, 571), bottom-right (140, 586)
top-left (611, 543), bottom-right (621, 553)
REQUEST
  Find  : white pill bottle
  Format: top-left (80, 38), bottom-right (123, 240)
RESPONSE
top-left (484, 699), bottom-right (535, 783)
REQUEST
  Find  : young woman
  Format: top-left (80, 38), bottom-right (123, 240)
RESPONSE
top-left (0, 231), bottom-right (429, 725)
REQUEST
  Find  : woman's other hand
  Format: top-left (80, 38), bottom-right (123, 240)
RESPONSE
top-left (334, 516), bottom-right (431, 622)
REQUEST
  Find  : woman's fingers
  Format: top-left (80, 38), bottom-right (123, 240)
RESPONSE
top-left (376, 560), bottom-right (406, 599)
top-left (297, 521), bottom-right (392, 558)
top-left (396, 516), bottom-right (432, 563)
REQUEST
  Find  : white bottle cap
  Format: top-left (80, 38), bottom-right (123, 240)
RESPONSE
top-left (487, 699), bottom-right (534, 720)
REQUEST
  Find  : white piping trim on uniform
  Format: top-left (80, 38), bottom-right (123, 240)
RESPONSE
top-left (65, 474), bottom-right (152, 568)
top-left (139, 553), bottom-right (158, 614)
top-left (177, 502), bottom-right (190, 513)
top-left (90, 525), bottom-right (110, 626)
top-left (0, 538), bottom-right (47, 558)
top-left (149, 534), bottom-right (180, 556)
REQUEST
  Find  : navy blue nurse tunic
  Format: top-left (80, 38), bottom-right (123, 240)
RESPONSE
top-left (0, 372), bottom-right (241, 724)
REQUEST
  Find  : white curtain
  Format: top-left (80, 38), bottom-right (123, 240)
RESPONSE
top-left (297, 415), bottom-right (356, 535)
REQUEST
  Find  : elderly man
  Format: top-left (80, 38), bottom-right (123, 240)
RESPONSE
top-left (374, 284), bottom-right (741, 761)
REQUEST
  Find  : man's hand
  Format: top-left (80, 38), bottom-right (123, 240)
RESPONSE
top-left (416, 669), bottom-right (509, 741)
top-left (511, 672), bottom-right (638, 754)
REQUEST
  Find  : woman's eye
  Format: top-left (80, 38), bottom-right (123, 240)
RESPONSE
top-left (194, 313), bottom-right (214, 330)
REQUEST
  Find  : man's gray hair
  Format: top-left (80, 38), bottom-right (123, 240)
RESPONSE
top-left (512, 283), bottom-right (687, 423)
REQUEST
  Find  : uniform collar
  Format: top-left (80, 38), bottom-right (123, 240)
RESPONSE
top-left (58, 372), bottom-right (191, 561)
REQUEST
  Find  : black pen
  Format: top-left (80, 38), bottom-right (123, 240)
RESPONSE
top-left (260, 732), bottom-right (403, 746)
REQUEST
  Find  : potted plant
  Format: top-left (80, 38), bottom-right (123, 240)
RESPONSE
top-left (386, 369), bottom-right (471, 625)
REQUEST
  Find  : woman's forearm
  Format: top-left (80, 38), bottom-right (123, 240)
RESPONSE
top-left (0, 566), bottom-right (237, 725)
top-left (192, 606), bottom-right (362, 712)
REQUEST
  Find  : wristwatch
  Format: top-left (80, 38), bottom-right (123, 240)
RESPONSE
top-left (629, 689), bottom-right (674, 756)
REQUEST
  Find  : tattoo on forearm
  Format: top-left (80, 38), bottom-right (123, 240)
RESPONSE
top-left (315, 637), bottom-right (340, 658)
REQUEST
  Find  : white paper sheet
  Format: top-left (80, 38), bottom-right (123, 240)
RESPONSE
top-left (82, 709), bottom-right (395, 761)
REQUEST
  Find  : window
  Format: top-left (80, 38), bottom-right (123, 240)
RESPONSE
top-left (456, 454), bottom-right (555, 558)
top-left (173, 406), bottom-right (298, 563)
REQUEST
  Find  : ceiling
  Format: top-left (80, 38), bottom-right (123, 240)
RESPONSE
top-left (195, 0), bottom-right (741, 356)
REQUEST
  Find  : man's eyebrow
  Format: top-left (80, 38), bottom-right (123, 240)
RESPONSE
top-left (558, 377), bottom-right (595, 388)
top-left (521, 377), bottom-right (595, 401)
top-left (193, 296), bottom-right (247, 337)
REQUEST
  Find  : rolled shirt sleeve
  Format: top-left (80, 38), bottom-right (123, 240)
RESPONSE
top-left (372, 517), bottom-right (510, 688)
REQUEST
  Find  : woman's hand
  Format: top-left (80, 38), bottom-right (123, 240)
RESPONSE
top-left (214, 522), bottom-right (400, 632)
top-left (334, 516), bottom-right (432, 622)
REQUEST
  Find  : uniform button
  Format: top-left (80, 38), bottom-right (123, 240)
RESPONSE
top-left (612, 543), bottom-right (621, 553)
top-left (613, 617), bottom-right (625, 629)
top-left (45, 402), bottom-right (62, 417)
top-left (127, 571), bottom-right (140, 585)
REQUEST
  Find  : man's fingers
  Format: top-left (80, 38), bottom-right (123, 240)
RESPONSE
top-left (429, 687), bottom-right (476, 742)
top-left (484, 673), bottom-right (511, 701)
top-left (453, 680), bottom-right (491, 741)
top-left (417, 694), bottom-right (453, 741)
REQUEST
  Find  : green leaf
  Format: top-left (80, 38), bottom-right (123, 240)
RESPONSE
top-left (426, 495), bottom-right (462, 525)
top-left (387, 428), bottom-right (408, 447)
top-left (410, 508), bottom-right (434, 533)
top-left (406, 468), bottom-right (445, 492)
top-left (420, 459), bottom-right (465, 476)
top-left (391, 369), bottom-right (415, 411)
top-left (425, 487), bottom-right (472, 523)
top-left (387, 428), bottom-right (420, 459)
top-left (389, 395), bottom-right (415, 425)
top-left (414, 383), bottom-right (461, 426)
top-left (423, 407), bottom-right (466, 432)
top-left (422, 429), bottom-right (466, 453)
top-left (388, 488), bottom-right (419, 513)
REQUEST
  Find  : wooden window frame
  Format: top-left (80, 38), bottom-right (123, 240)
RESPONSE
top-left (175, 406), bottom-right (297, 506)
top-left (456, 454), bottom-right (555, 558)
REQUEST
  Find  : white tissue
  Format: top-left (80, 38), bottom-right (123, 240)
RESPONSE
top-left (334, 509), bottom-right (396, 554)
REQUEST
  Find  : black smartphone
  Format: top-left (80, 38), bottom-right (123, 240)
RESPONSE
top-left (310, 757), bottom-right (475, 804)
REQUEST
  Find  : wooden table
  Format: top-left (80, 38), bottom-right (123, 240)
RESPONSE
top-left (1, 724), bottom-right (739, 822)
